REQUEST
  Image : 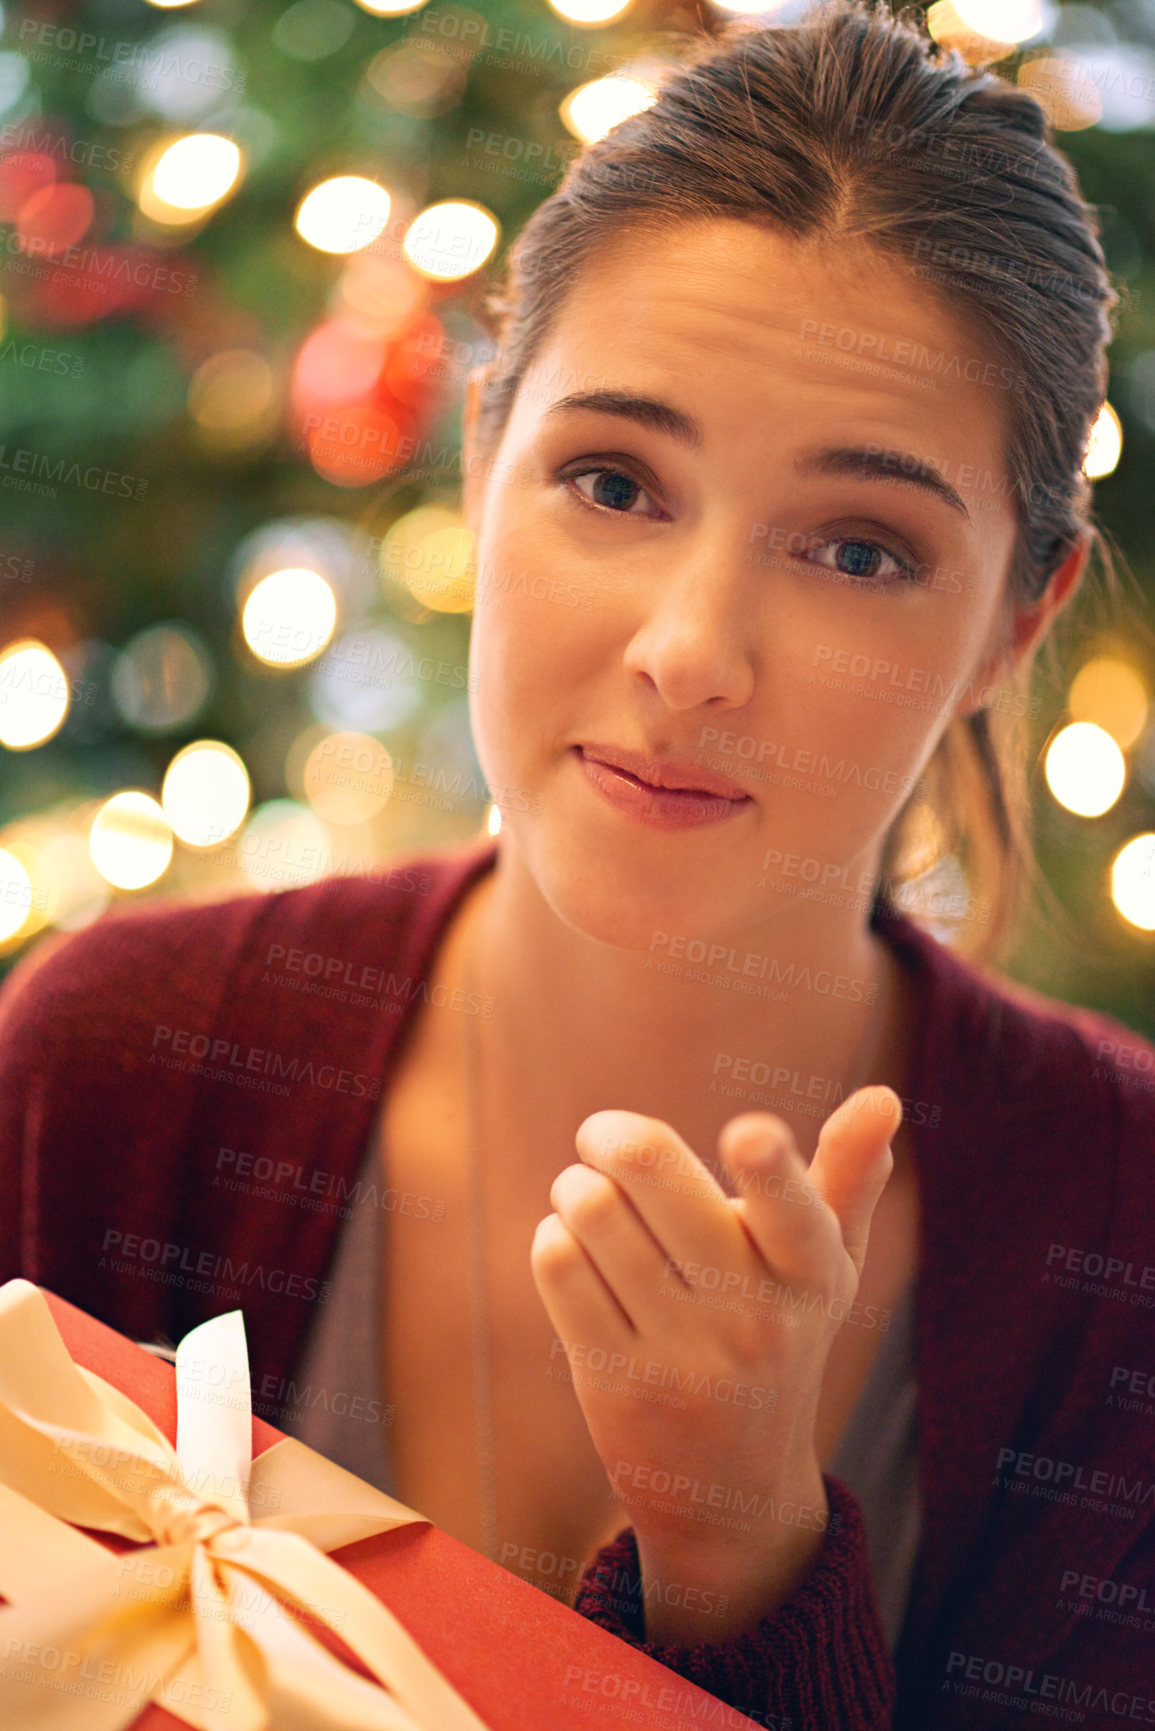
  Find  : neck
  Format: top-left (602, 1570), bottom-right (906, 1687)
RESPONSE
top-left (462, 839), bottom-right (913, 1180)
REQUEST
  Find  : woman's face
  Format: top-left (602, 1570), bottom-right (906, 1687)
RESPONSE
top-left (463, 218), bottom-right (1023, 948)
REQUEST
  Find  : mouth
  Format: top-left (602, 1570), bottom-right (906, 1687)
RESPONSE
top-left (572, 744), bottom-right (753, 830)
top-left (576, 743), bottom-right (751, 800)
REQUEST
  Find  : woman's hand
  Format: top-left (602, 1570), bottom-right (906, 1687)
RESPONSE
top-left (530, 1087), bottom-right (902, 1645)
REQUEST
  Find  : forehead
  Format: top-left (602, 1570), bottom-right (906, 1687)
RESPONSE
top-left (518, 217), bottom-right (1012, 481)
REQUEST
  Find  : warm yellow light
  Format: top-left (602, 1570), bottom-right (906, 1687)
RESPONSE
top-left (1111, 834), bottom-right (1155, 932)
top-left (926, 0), bottom-right (1018, 62)
top-left (560, 75), bottom-right (658, 145)
top-left (0, 847), bottom-right (33, 942)
top-left (37, 826), bottom-right (109, 930)
top-left (162, 741), bottom-right (251, 848)
top-left (295, 176), bottom-right (392, 256)
top-left (0, 639), bottom-right (70, 750)
top-left (1084, 402), bottom-right (1123, 480)
top-left (242, 568), bottom-right (338, 667)
top-left (144, 0), bottom-right (201, 8)
top-left (548, 0), bottom-right (632, 21)
top-left (188, 350), bottom-right (277, 448)
top-left (402, 200), bottom-right (498, 282)
top-left (954, 0), bottom-right (1043, 41)
top-left (379, 506), bottom-right (476, 612)
top-left (353, 0), bottom-right (429, 12)
top-left (239, 800), bottom-right (330, 892)
top-left (1068, 658), bottom-right (1148, 750)
top-left (89, 792), bottom-right (174, 890)
top-left (303, 732), bottom-right (394, 825)
top-left (1044, 721), bottom-right (1127, 817)
top-left (139, 135), bottom-right (243, 224)
top-left (486, 803), bottom-right (502, 837)
top-left (1017, 56), bottom-right (1102, 131)
top-left (335, 254), bottom-right (426, 337)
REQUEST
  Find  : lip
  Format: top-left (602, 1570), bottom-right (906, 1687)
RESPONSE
top-left (573, 743), bottom-right (753, 831)
top-left (579, 742), bottom-right (750, 799)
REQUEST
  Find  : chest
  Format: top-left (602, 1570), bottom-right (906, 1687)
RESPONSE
top-left (376, 1020), bottom-right (630, 1602)
top-left (375, 1022), bottom-right (919, 1600)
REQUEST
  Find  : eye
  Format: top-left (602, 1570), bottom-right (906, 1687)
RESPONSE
top-left (801, 533), bottom-right (919, 586)
top-left (562, 465), bottom-right (663, 519)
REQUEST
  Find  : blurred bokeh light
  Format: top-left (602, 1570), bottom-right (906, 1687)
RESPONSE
top-left (162, 741), bottom-right (252, 847)
top-left (1068, 657), bottom-right (1149, 749)
top-left (1045, 721), bottom-right (1128, 817)
top-left (138, 134), bottom-right (244, 224)
top-left (0, 641), bottom-right (71, 750)
top-left (111, 625), bottom-right (215, 735)
top-left (295, 176), bottom-right (392, 255)
top-left (1084, 402), bottom-right (1123, 478)
top-left (561, 75), bottom-right (659, 143)
top-left (242, 568), bottom-right (339, 667)
top-left (303, 731), bottom-right (395, 824)
top-left (1111, 834), bottom-right (1155, 931)
top-left (89, 793), bottom-right (174, 890)
top-left (402, 201), bottom-right (498, 282)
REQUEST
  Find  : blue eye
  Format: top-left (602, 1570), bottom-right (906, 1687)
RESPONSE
top-left (564, 466), bottom-right (660, 517)
top-left (804, 535), bottom-right (917, 585)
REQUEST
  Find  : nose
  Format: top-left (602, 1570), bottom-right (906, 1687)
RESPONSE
top-left (622, 543), bottom-right (757, 713)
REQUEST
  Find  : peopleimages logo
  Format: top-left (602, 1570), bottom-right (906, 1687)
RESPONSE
top-left (150, 1024), bottom-right (381, 1100)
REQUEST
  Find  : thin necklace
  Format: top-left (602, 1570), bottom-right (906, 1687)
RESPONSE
top-left (462, 912), bottom-right (499, 1564)
top-left (458, 908), bottom-right (893, 1562)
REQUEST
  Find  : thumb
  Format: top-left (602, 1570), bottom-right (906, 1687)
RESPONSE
top-left (807, 1086), bottom-right (902, 1274)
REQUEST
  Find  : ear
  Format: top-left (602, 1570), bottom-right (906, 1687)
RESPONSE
top-left (461, 362), bottom-right (492, 536)
top-left (958, 530), bottom-right (1091, 716)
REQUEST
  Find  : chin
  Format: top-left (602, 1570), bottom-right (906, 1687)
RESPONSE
top-left (519, 822), bottom-right (750, 954)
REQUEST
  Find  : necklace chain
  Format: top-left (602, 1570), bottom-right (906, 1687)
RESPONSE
top-left (458, 903), bottom-right (891, 1564)
top-left (463, 917), bottom-right (499, 1563)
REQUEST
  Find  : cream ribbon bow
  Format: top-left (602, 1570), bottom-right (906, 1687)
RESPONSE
top-left (0, 1279), bottom-right (491, 1731)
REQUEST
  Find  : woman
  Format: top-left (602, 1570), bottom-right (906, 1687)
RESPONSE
top-left (2, 5), bottom-right (1152, 1727)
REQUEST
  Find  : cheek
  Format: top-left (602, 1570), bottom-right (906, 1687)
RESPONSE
top-left (467, 578), bottom-right (586, 785)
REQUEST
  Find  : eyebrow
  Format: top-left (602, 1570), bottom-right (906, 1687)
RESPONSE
top-left (541, 389), bottom-right (971, 521)
top-left (795, 445), bottom-right (971, 521)
top-left (542, 389), bottom-right (702, 449)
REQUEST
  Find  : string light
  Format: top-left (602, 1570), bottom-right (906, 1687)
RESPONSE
top-left (241, 568), bottom-right (338, 667)
top-left (352, 0), bottom-right (430, 14)
top-left (162, 741), bottom-right (251, 847)
top-left (89, 792), bottom-right (174, 890)
top-left (295, 176), bottom-right (391, 255)
top-left (1044, 722), bottom-right (1127, 818)
top-left (1111, 835), bottom-right (1155, 932)
top-left (1084, 403), bottom-right (1123, 480)
top-left (138, 134), bottom-right (243, 224)
top-left (0, 640), bottom-right (70, 749)
top-left (560, 75), bottom-right (658, 144)
top-left (1068, 658), bottom-right (1148, 750)
top-left (402, 200), bottom-right (498, 282)
top-left (548, 0), bottom-right (632, 21)
top-left (0, 847), bottom-right (33, 943)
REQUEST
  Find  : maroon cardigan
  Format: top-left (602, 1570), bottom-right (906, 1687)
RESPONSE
top-left (2, 838), bottom-right (1153, 1729)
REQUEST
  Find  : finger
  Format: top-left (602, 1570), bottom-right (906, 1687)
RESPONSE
top-left (807, 1086), bottom-right (901, 1274)
top-left (548, 1163), bottom-right (679, 1333)
top-left (716, 1113), bottom-right (842, 1283)
top-left (530, 1212), bottom-right (636, 1346)
top-left (574, 1109), bottom-right (740, 1278)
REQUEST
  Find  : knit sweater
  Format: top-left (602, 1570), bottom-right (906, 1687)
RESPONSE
top-left (2, 838), bottom-right (1153, 1730)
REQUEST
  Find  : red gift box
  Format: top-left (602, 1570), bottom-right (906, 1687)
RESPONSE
top-left (9, 1290), bottom-right (761, 1731)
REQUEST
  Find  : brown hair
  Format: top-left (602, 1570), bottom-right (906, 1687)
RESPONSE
top-left (471, 0), bottom-right (1118, 957)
